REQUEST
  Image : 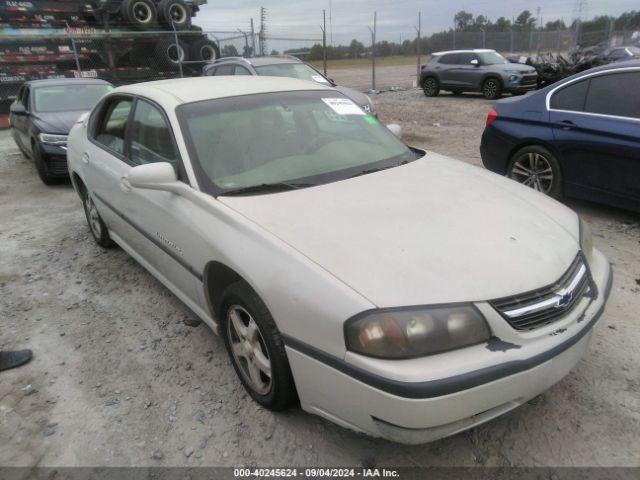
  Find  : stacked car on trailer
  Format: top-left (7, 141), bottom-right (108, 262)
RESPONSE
top-left (0, 0), bottom-right (219, 128)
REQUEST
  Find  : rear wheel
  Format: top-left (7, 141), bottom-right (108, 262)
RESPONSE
top-left (157, 0), bottom-right (191, 30)
top-left (422, 77), bottom-right (439, 97)
top-left (220, 282), bottom-right (296, 411)
top-left (508, 145), bottom-right (563, 198)
top-left (120, 0), bottom-right (157, 29)
top-left (154, 38), bottom-right (189, 69)
top-left (482, 77), bottom-right (502, 100)
top-left (189, 38), bottom-right (220, 62)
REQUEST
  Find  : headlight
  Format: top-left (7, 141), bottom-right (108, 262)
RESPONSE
top-left (579, 218), bottom-right (593, 261)
top-left (505, 70), bottom-right (522, 76)
top-left (344, 304), bottom-right (491, 359)
top-left (39, 133), bottom-right (68, 146)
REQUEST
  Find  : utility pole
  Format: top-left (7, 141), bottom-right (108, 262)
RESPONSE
top-left (259, 7), bottom-right (267, 56)
top-left (250, 18), bottom-right (256, 57)
top-left (368, 11), bottom-right (377, 93)
top-left (415, 11), bottom-right (421, 85)
top-left (329, 0), bottom-right (333, 47)
top-left (453, 13), bottom-right (456, 48)
top-left (321, 10), bottom-right (327, 76)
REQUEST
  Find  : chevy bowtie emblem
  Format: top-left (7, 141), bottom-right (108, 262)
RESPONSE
top-left (555, 291), bottom-right (573, 308)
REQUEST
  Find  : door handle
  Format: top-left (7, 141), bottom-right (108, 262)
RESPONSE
top-left (81, 152), bottom-right (90, 164)
top-left (120, 176), bottom-right (132, 193)
top-left (559, 120), bottom-right (576, 130)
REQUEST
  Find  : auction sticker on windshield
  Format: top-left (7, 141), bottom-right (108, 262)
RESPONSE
top-left (322, 98), bottom-right (365, 116)
top-left (312, 75), bottom-right (330, 84)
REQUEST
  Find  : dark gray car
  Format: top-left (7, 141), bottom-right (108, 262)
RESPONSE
top-left (10, 78), bottom-right (113, 184)
top-left (202, 55), bottom-right (376, 116)
top-left (420, 49), bottom-right (537, 99)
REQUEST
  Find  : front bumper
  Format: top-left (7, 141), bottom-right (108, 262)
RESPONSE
top-left (286, 249), bottom-right (612, 444)
top-left (40, 143), bottom-right (69, 177)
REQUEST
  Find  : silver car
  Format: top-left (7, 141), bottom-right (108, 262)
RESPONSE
top-left (420, 49), bottom-right (538, 99)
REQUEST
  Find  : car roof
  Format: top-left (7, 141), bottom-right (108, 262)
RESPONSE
top-left (432, 49), bottom-right (496, 56)
top-left (112, 76), bottom-right (332, 106)
top-left (570, 59), bottom-right (640, 77)
top-left (25, 78), bottom-right (112, 87)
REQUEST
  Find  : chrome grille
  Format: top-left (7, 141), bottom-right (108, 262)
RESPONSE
top-left (490, 254), bottom-right (591, 331)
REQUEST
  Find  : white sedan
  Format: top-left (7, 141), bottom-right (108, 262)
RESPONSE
top-left (67, 76), bottom-right (612, 444)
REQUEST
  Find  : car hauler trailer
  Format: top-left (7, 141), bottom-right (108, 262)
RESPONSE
top-left (0, 0), bottom-right (217, 128)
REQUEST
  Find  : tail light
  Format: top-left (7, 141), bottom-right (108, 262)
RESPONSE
top-left (420, 63), bottom-right (427, 70)
top-left (485, 108), bottom-right (498, 128)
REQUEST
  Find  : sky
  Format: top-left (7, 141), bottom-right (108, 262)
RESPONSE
top-left (195, 0), bottom-right (638, 47)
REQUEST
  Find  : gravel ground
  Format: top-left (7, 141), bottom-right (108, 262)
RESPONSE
top-left (1, 82), bottom-right (639, 468)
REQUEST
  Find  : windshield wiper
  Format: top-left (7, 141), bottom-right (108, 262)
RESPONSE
top-left (350, 161), bottom-right (409, 179)
top-left (220, 182), bottom-right (312, 196)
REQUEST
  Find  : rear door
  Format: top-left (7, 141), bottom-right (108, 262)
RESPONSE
top-left (550, 69), bottom-right (640, 207)
top-left (436, 53), bottom-right (461, 87)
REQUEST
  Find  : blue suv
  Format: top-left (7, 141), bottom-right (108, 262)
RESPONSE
top-left (481, 61), bottom-right (640, 212)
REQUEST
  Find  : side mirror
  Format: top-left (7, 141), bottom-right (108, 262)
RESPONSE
top-left (387, 123), bottom-right (402, 138)
top-left (470, 59), bottom-right (479, 66)
top-left (128, 162), bottom-right (178, 191)
top-left (10, 103), bottom-right (27, 116)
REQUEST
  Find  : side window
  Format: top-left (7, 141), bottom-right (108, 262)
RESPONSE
top-left (130, 100), bottom-right (178, 167)
top-left (205, 66), bottom-right (217, 76)
top-left (550, 79), bottom-right (589, 112)
top-left (234, 66), bottom-right (251, 75)
top-left (584, 72), bottom-right (640, 119)
top-left (214, 64), bottom-right (235, 76)
top-left (94, 98), bottom-right (133, 155)
top-left (439, 53), bottom-right (460, 64)
top-left (22, 87), bottom-right (30, 110)
top-left (458, 53), bottom-right (477, 64)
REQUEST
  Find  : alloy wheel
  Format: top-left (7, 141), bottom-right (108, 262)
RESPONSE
top-left (483, 79), bottom-right (498, 98)
top-left (226, 305), bottom-right (272, 395)
top-left (510, 152), bottom-right (554, 193)
top-left (423, 78), bottom-right (437, 95)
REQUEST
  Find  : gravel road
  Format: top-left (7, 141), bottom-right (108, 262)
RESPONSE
top-left (1, 80), bottom-right (639, 468)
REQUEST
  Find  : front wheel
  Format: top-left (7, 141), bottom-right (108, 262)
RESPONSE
top-left (422, 77), bottom-right (439, 97)
top-left (507, 145), bottom-right (563, 198)
top-left (482, 78), bottom-right (502, 100)
top-left (221, 282), bottom-right (296, 411)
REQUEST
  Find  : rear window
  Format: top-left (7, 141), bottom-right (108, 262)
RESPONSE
top-left (550, 79), bottom-right (589, 112)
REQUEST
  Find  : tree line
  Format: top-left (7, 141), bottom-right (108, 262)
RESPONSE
top-left (289, 10), bottom-right (640, 61)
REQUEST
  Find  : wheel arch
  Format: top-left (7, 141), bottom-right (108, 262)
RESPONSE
top-left (70, 171), bottom-right (87, 200)
top-left (420, 73), bottom-right (439, 87)
top-left (203, 261), bottom-right (246, 319)
top-left (481, 73), bottom-right (503, 88)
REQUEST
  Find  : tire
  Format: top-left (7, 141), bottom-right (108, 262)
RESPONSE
top-left (120, 0), bottom-right (157, 29)
top-left (82, 189), bottom-right (115, 248)
top-left (154, 38), bottom-right (189, 69)
top-left (32, 142), bottom-right (58, 186)
top-left (482, 77), bottom-right (502, 100)
top-left (189, 38), bottom-right (220, 62)
top-left (157, 0), bottom-right (191, 30)
top-left (507, 145), bottom-right (563, 199)
top-left (220, 281), bottom-right (296, 411)
top-left (422, 77), bottom-right (439, 97)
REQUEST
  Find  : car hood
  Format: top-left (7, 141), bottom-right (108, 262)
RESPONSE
top-left (334, 85), bottom-right (371, 109)
top-left (500, 63), bottom-right (536, 74)
top-left (219, 153), bottom-right (579, 307)
top-left (33, 110), bottom-right (87, 134)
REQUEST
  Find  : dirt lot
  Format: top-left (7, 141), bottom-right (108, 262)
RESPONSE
top-left (1, 81), bottom-right (639, 468)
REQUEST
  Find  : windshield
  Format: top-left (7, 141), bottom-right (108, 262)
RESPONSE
top-left (254, 63), bottom-right (331, 84)
top-left (33, 84), bottom-right (111, 113)
top-left (477, 51), bottom-right (507, 65)
top-left (177, 91), bottom-right (415, 195)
